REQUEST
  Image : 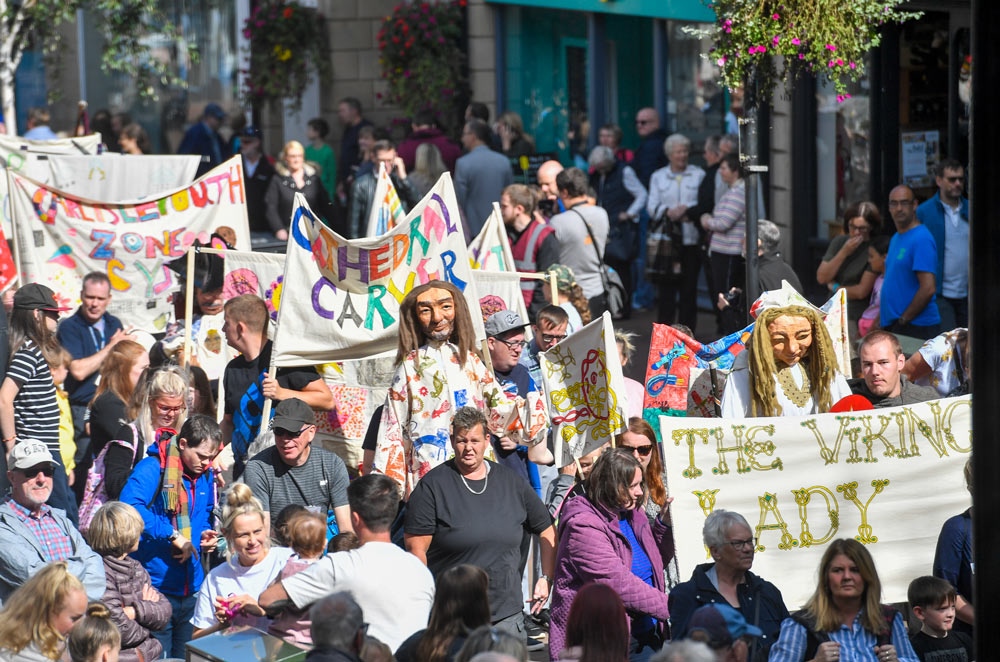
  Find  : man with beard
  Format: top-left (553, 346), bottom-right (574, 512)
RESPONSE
top-left (372, 281), bottom-right (546, 497)
top-left (501, 184), bottom-right (561, 319)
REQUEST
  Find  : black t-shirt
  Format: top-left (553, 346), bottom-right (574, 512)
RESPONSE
top-left (909, 630), bottom-right (973, 662)
top-left (222, 340), bottom-right (321, 416)
top-left (89, 391), bottom-right (128, 457)
top-left (405, 460), bottom-right (552, 621)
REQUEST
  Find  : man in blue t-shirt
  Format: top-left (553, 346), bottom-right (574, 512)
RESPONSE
top-left (881, 185), bottom-right (941, 341)
top-left (56, 272), bottom-right (126, 495)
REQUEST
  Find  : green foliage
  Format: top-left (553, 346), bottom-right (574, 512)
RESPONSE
top-left (3, 0), bottom-right (195, 102)
top-left (242, 1), bottom-right (331, 111)
top-left (687, 0), bottom-right (921, 101)
top-left (377, 1), bottom-right (470, 135)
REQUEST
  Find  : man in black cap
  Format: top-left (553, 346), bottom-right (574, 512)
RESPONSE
top-left (242, 397), bottom-right (352, 535)
top-left (239, 125), bottom-right (276, 239)
top-left (178, 103), bottom-right (230, 176)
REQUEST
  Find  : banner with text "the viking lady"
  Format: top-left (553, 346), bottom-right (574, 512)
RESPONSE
top-left (660, 396), bottom-right (971, 607)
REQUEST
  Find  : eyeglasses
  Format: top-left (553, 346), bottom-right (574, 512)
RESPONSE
top-left (944, 176), bottom-right (965, 184)
top-left (635, 119), bottom-right (651, 125)
top-left (725, 537), bottom-right (758, 550)
top-left (155, 403), bottom-right (185, 415)
top-left (497, 338), bottom-right (528, 351)
top-left (541, 333), bottom-right (567, 344)
top-left (627, 444), bottom-right (654, 457)
top-left (887, 199), bottom-right (914, 208)
top-left (18, 464), bottom-right (55, 478)
top-left (274, 427), bottom-right (310, 439)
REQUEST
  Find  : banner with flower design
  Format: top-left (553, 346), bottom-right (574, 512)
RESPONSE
top-left (540, 312), bottom-right (627, 466)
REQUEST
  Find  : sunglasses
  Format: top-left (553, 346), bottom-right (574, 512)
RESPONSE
top-left (274, 427), bottom-right (310, 439)
top-left (628, 444), bottom-right (654, 457)
top-left (18, 464), bottom-right (55, 478)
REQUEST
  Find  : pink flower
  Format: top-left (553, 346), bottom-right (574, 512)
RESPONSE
top-left (849, 61), bottom-right (857, 69)
top-left (772, 13), bottom-right (780, 19)
top-left (837, 58), bottom-right (844, 66)
top-left (717, 56), bottom-right (727, 66)
top-left (791, 37), bottom-right (800, 45)
top-left (826, 43), bottom-right (836, 51)
top-left (798, 53), bottom-right (805, 59)
top-left (772, 35), bottom-right (780, 45)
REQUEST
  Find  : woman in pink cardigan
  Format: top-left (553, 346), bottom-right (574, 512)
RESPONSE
top-left (548, 448), bottom-right (674, 661)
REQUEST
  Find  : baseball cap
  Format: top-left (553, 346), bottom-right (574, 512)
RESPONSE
top-left (9, 440), bottom-right (56, 471)
top-left (545, 264), bottom-right (577, 292)
top-left (241, 125), bottom-right (263, 140)
top-left (485, 310), bottom-right (528, 338)
top-left (272, 398), bottom-right (315, 432)
top-left (204, 103), bottom-right (227, 120)
top-left (13, 283), bottom-right (70, 312)
top-left (684, 604), bottom-right (763, 649)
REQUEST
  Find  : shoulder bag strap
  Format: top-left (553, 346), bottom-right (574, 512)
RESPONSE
top-left (569, 207), bottom-right (611, 292)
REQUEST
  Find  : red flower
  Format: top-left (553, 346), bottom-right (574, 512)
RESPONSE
top-left (283, 6), bottom-right (293, 18)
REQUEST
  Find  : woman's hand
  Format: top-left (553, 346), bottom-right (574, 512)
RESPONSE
top-left (812, 641), bottom-right (841, 662)
top-left (201, 530), bottom-right (220, 554)
top-left (528, 577), bottom-right (550, 615)
top-left (275, 229), bottom-right (289, 242)
top-left (123, 605), bottom-right (137, 620)
top-left (838, 233), bottom-right (865, 257)
top-left (874, 644), bottom-right (897, 662)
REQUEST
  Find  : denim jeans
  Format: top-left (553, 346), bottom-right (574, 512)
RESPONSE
top-left (152, 593), bottom-right (197, 658)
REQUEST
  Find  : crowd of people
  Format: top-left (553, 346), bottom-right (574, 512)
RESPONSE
top-left (0, 102), bottom-right (974, 662)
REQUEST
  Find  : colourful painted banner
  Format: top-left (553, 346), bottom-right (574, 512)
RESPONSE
top-left (272, 173), bottom-right (484, 366)
top-left (222, 249), bottom-right (286, 322)
top-left (540, 312), bottom-right (627, 466)
top-left (642, 323), bottom-right (752, 421)
top-left (365, 161), bottom-right (406, 237)
top-left (467, 202), bottom-right (516, 272)
top-left (10, 156), bottom-right (251, 332)
top-left (660, 396), bottom-right (971, 607)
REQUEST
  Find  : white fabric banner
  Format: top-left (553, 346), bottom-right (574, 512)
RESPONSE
top-left (222, 249), bottom-right (286, 321)
top-left (273, 173), bottom-right (484, 366)
top-left (365, 162), bottom-right (406, 238)
top-left (467, 203), bottom-right (516, 272)
top-left (660, 396), bottom-right (972, 607)
top-left (10, 156), bottom-right (251, 333)
top-left (46, 154), bottom-right (200, 199)
top-left (540, 312), bottom-right (628, 466)
top-left (471, 269), bottom-right (530, 328)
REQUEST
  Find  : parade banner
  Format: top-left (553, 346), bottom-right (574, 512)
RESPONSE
top-left (46, 154), bottom-right (200, 200)
top-left (365, 162), bottom-right (406, 237)
top-left (660, 396), bottom-right (972, 607)
top-left (273, 173), bottom-right (484, 366)
top-left (222, 249), bottom-right (286, 321)
top-left (643, 324), bottom-right (752, 421)
top-left (541, 312), bottom-right (628, 466)
top-left (10, 157), bottom-right (251, 332)
top-left (0, 134), bottom-right (103, 238)
top-left (472, 270), bottom-right (530, 333)
top-left (467, 203), bottom-right (515, 272)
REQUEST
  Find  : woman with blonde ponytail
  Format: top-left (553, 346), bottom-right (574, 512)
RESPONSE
top-left (191, 483), bottom-right (293, 637)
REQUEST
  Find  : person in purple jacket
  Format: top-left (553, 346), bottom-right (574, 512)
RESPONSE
top-left (549, 448), bottom-right (674, 661)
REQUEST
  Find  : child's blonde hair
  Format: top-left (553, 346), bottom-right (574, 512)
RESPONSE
top-left (44, 344), bottom-right (72, 369)
top-left (284, 510), bottom-right (328, 559)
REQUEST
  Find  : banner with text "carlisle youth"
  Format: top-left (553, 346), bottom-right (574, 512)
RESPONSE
top-left (273, 173), bottom-right (484, 366)
top-left (660, 396), bottom-right (971, 607)
top-left (10, 157), bottom-right (251, 332)
top-left (540, 312), bottom-right (628, 466)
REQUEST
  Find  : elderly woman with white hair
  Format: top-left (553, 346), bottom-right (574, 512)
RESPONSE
top-left (646, 133), bottom-right (706, 332)
top-left (667, 510), bottom-right (788, 659)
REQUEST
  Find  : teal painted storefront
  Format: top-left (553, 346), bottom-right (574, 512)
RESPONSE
top-left (491, 1), bottom-right (724, 165)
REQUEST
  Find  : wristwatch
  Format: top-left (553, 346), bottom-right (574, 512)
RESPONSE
top-left (168, 529), bottom-right (180, 542)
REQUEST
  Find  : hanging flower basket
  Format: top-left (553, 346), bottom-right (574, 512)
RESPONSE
top-left (688, 0), bottom-right (921, 101)
top-left (377, 1), bottom-right (470, 135)
top-left (242, 1), bottom-right (332, 110)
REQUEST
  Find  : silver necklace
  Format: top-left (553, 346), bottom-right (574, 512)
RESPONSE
top-left (460, 462), bottom-right (491, 495)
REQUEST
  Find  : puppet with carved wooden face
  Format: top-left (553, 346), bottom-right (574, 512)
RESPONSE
top-left (721, 304), bottom-right (852, 417)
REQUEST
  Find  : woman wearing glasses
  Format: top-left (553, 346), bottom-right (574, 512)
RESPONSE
top-left (816, 202), bottom-right (883, 334)
top-left (104, 365), bottom-right (189, 500)
top-left (549, 448), bottom-right (674, 661)
top-left (668, 510), bottom-right (788, 661)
